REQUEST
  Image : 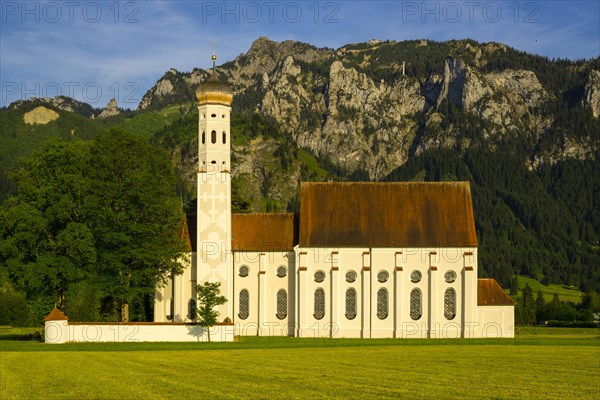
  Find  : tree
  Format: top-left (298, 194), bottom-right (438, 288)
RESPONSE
top-left (86, 130), bottom-right (185, 321)
top-left (520, 284), bottom-right (536, 325)
top-left (510, 275), bottom-right (519, 296)
top-left (0, 139), bottom-right (94, 309)
top-left (0, 131), bottom-right (186, 322)
top-left (195, 281), bottom-right (227, 342)
top-left (535, 290), bottom-right (546, 322)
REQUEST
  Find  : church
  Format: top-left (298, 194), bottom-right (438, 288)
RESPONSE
top-left (154, 58), bottom-right (515, 339)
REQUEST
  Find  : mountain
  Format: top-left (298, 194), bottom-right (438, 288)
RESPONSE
top-left (1, 37), bottom-right (599, 291)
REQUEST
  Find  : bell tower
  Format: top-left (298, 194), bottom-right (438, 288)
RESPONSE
top-left (195, 52), bottom-right (233, 320)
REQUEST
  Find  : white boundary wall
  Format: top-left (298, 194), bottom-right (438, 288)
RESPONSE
top-left (44, 321), bottom-right (235, 344)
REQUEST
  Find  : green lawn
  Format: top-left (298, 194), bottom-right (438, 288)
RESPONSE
top-left (1, 328), bottom-right (598, 399)
top-left (516, 275), bottom-right (583, 303)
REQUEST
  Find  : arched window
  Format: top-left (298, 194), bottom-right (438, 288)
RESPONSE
top-left (201, 131), bottom-right (205, 144)
top-left (345, 288), bottom-right (357, 320)
top-left (211, 130), bottom-right (217, 144)
top-left (222, 131), bottom-right (227, 144)
top-left (314, 288), bottom-right (325, 320)
top-left (166, 298), bottom-right (173, 321)
top-left (238, 289), bottom-right (249, 320)
top-left (377, 288), bottom-right (388, 320)
top-left (276, 289), bottom-right (287, 320)
top-left (187, 299), bottom-right (196, 320)
top-left (410, 288), bottom-right (422, 320)
top-left (444, 288), bottom-right (456, 320)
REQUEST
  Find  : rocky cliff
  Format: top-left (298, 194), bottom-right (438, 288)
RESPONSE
top-left (140, 38), bottom-right (598, 183)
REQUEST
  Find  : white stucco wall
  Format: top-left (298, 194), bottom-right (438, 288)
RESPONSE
top-left (295, 246), bottom-right (480, 339)
top-left (154, 247), bottom-right (514, 340)
top-left (232, 251), bottom-right (295, 336)
top-left (154, 253), bottom-right (196, 323)
top-left (476, 306), bottom-right (515, 338)
top-left (44, 321), bottom-right (235, 343)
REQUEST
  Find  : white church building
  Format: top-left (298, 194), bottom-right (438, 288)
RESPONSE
top-left (154, 61), bottom-right (515, 339)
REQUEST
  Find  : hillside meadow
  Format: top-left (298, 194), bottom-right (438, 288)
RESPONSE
top-left (1, 327), bottom-right (598, 399)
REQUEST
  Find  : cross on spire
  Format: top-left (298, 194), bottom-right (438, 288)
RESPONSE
top-left (211, 41), bottom-right (217, 71)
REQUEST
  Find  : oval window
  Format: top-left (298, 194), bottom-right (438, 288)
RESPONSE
top-left (445, 270), bottom-right (457, 283)
top-left (277, 266), bottom-right (287, 278)
top-left (410, 270), bottom-right (422, 283)
top-left (345, 270), bottom-right (357, 283)
top-left (314, 270), bottom-right (325, 283)
top-left (239, 265), bottom-right (249, 277)
top-left (377, 270), bottom-right (389, 283)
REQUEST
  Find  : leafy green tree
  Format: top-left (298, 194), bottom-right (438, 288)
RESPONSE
top-left (521, 284), bottom-right (536, 325)
top-left (85, 130), bottom-right (185, 321)
top-left (535, 290), bottom-right (546, 322)
top-left (195, 281), bottom-right (227, 342)
top-left (0, 287), bottom-right (30, 326)
top-left (0, 131), bottom-right (185, 322)
top-left (510, 275), bottom-right (519, 296)
top-left (0, 139), bottom-right (94, 309)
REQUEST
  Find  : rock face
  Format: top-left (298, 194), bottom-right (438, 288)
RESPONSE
top-left (23, 106), bottom-right (59, 125)
top-left (11, 96), bottom-right (94, 117)
top-left (137, 37), bottom-right (597, 180)
top-left (584, 70), bottom-right (600, 118)
top-left (98, 98), bottom-right (120, 119)
top-left (138, 69), bottom-right (180, 110)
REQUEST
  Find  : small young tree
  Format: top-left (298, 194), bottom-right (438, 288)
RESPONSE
top-left (195, 281), bottom-right (227, 342)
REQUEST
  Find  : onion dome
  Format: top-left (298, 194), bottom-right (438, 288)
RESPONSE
top-left (196, 55), bottom-right (233, 106)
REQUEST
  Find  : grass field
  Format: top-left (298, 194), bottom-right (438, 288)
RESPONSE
top-left (515, 275), bottom-right (583, 303)
top-left (1, 328), bottom-right (598, 399)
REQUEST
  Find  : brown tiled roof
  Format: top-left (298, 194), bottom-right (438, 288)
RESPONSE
top-left (232, 213), bottom-right (298, 251)
top-left (299, 182), bottom-right (478, 247)
top-left (477, 279), bottom-right (516, 306)
top-left (44, 307), bottom-right (68, 321)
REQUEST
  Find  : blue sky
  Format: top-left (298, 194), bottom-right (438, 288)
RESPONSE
top-left (1, 1), bottom-right (598, 109)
